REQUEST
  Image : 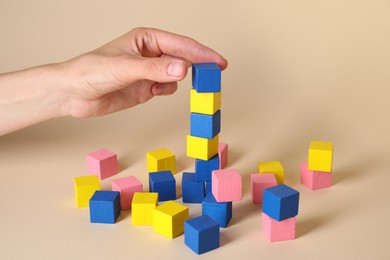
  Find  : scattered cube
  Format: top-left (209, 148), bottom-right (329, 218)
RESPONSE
top-left (301, 161), bottom-right (332, 190)
top-left (182, 172), bottom-right (205, 203)
top-left (258, 161), bottom-right (284, 184)
top-left (190, 88), bottom-right (221, 115)
top-left (190, 110), bottom-right (221, 139)
top-left (131, 192), bottom-right (158, 226)
top-left (146, 148), bottom-right (176, 174)
top-left (187, 134), bottom-right (219, 160)
top-left (308, 141), bottom-right (334, 172)
top-left (87, 149), bottom-right (118, 180)
top-left (212, 168), bottom-right (242, 202)
top-left (263, 184), bottom-right (299, 221)
top-left (112, 176), bottom-right (143, 210)
top-left (262, 212), bottom-right (296, 242)
top-left (153, 201), bottom-right (189, 238)
top-left (195, 155), bottom-right (220, 182)
top-left (192, 63), bottom-right (221, 93)
top-left (202, 192), bottom-right (232, 228)
top-left (218, 142), bottom-right (228, 169)
top-left (251, 173), bottom-right (277, 204)
top-left (149, 171), bottom-right (176, 201)
top-left (74, 175), bottom-right (101, 208)
top-left (185, 215), bottom-right (220, 255)
top-left (89, 190), bottom-right (120, 224)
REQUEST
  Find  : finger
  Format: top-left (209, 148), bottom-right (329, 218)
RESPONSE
top-left (151, 82), bottom-right (178, 96)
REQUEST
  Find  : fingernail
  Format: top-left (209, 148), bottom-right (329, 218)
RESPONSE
top-left (167, 62), bottom-right (183, 78)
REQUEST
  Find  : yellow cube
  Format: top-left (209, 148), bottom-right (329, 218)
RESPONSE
top-left (187, 134), bottom-right (219, 160)
top-left (308, 141), bottom-right (334, 172)
top-left (74, 175), bottom-right (101, 208)
top-left (190, 88), bottom-right (221, 115)
top-left (153, 201), bottom-right (189, 238)
top-left (147, 148), bottom-right (176, 174)
top-left (258, 161), bottom-right (284, 184)
top-left (131, 192), bottom-right (158, 226)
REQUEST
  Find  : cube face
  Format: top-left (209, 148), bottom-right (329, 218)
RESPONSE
top-left (251, 173), bottom-right (277, 204)
top-left (300, 161), bottom-right (332, 190)
top-left (187, 134), bottom-right (219, 160)
top-left (185, 215), bottom-right (220, 255)
top-left (153, 201), bottom-right (189, 238)
top-left (74, 175), bottom-right (101, 208)
top-left (190, 110), bottom-right (221, 139)
top-left (212, 168), bottom-right (242, 202)
top-left (87, 149), bottom-right (118, 180)
top-left (263, 184), bottom-right (299, 221)
top-left (195, 155), bottom-right (220, 182)
top-left (262, 212), bottom-right (296, 242)
top-left (190, 89), bottom-right (221, 115)
top-left (308, 141), bottom-right (334, 172)
top-left (149, 171), bottom-right (176, 202)
top-left (89, 191), bottom-right (120, 224)
top-left (131, 192), bottom-right (158, 226)
top-left (146, 148), bottom-right (176, 174)
top-left (258, 161), bottom-right (284, 184)
top-left (218, 143), bottom-right (228, 169)
top-left (205, 182), bottom-right (212, 193)
top-left (192, 63), bottom-right (221, 93)
top-left (112, 176), bottom-right (143, 210)
top-left (182, 172), bottom-right (205, 203)
top-left (202, 193), bottom-right (232, 228)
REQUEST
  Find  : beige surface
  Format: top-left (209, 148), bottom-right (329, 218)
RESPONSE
top-left (1, 0), bottom-right (390, 259)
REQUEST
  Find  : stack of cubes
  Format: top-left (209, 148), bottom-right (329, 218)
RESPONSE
top-left (301, 141), bottom-right (334, 190)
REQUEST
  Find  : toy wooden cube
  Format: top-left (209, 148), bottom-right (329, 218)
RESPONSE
top-left (263, 184), bottom-right (299, 221)
top-left (308, 141), bottom-right (334, 172)
top-left (262, 212), bottom-right (296, 242)
top-left (218, 142), bottom-right (228, 169)
top-left (258, 161), bottom-right (284, 184)
top-left (190, 110), bottom-right (221, 139)
top-left (190, 88), bottom-right (221, 115)
top-left (251, 173), bottom-right (277, 204)
top-left (182, 172), bottom-right (205, 203)
top-left (74, 175), bottom-right (101, 208)
top-left (195, 155), bottom-right (220, 182)
top-left (89, 191), bottom-right (120, 224)
top-left (131, 192), bottom-right (158, 226)
top-left (153, 201), bottom-right (189, 238)
top-left (149, 171), bottom-right (176, 201)
top-left (87, 149), bottom-right (118, 180)
top-left (187, 134), bottom-right (219, 160)
top-left (301, 161), bottom-right (332, 190)
top-left (202, 193), bottom-right (232, 228)
top-left (192, 63), bottom-right (221, 93)
top-left (146, 148), bottom-right (176, 174)
top-left (112, 176), bottom-right (143, 210)
top-left (212, 168), bottom-right (242, 202)
top-left (184, 215), bottom-right (220, 255)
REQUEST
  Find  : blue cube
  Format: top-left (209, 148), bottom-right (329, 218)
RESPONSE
top-left (202, 193), bottom-right (232, 228)
top-left (263, 184), bottom-right (299, 221)
top-left (190, 110), bottom-right (221, 139)
top-left (185, 215), bottom-right (220, 255)
top-left (149, 171), bottom-right (176, 202)
top-left (182, 172), bottom-right (205, 203)
top-left (192, 63), bottom-right (221, 93)
top-left (89, 190), bottom-right (121, 224)
top-left (195, 155), bottom-right (220, 182)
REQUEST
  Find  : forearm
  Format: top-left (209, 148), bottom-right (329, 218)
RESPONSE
top-left (0, 64), bottom-right (70, 135)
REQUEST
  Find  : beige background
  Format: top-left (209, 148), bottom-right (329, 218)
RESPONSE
top-left (1, 0), bottom-right (390, 259)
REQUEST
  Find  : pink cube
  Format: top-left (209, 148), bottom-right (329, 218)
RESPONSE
top-left (218, 143), bottom-right (228, 169)
top-left (212, 168), bottom-right (242, 202)
top-left (87, 149), bottom-right (118, 180)
top-left (262, 212), bottom-right (296, 242)
top-left (301, 161), bottom-right (332, 190)
top-left (112, 176), bottom-right (143, 210)
top-left (251, 173), bottom-right (277, 204)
